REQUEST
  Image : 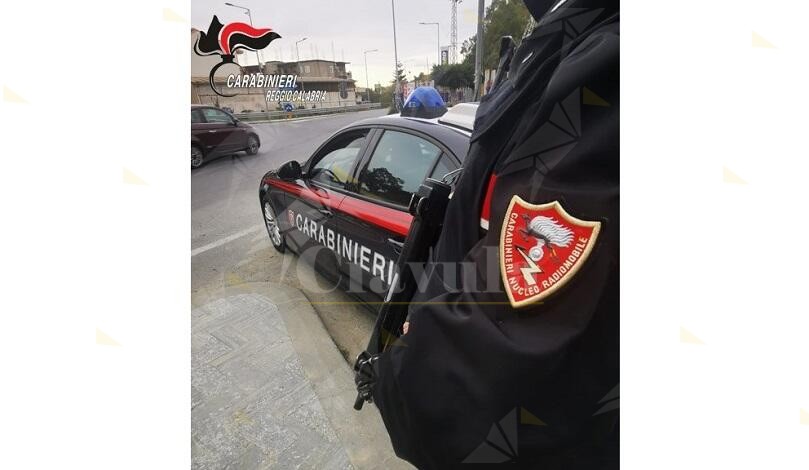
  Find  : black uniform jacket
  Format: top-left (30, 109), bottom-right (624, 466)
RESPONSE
top-left (373, 2), bottom-right (619, 468)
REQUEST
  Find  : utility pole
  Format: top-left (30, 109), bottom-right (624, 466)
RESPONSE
top-left (364, 49), bottom-right (379, 103)
top-left (391, 0), bottom-right (401, 110)
top-left (225, 2), bottom-right (269, 113)
top-left (473, 0), bottom-right (484, 99)
top-left (296, 37), bottom-right (308, 95)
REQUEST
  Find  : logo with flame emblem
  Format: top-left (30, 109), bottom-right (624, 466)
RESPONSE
top-left (194, 15), bottom-right (281, 97)
top-left (500, 196), bottom-right (600, 308)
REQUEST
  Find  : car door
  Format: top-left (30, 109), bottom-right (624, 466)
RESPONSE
top-left (191, 108), bottom-right (207, 148)
top-left (191, 108), bottom-right (205, 129)
top-left (196, 107), bottom-right (242, 156)
top-left (283, 128), bottom-right (372, 282)
top-left (335, 128), bottom-right (446, 299)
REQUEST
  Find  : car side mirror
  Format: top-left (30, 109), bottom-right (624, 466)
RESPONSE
top-left (278, 160), bottom-right (302, 180)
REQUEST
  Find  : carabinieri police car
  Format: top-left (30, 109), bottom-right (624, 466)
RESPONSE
top-left (259, 93), bottom-right (475, 305)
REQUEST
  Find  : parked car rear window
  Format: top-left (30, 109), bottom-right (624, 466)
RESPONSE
top-left (358, 131), bottom-right (442, 207)
top-left (191, 109), bottom-right (204, 124)
top-left (201, 108), bottom-right (232, 123)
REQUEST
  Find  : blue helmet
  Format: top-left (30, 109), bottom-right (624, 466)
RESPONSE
top-left (400, 87), bottom-right (448, 119)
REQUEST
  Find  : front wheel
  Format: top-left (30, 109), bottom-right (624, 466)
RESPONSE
top-left (191, 145), bottom-right (204, 169)
top-left (246, 135), bottom-right (259, 155)
top-left (262, 199), bottom-right (286, 253)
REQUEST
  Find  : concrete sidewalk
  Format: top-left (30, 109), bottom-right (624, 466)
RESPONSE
top-left (191, 282), bottom-right (411, 470)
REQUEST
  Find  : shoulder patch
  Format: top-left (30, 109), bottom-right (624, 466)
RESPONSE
top-left (499, 196), bottom-right (601, 308)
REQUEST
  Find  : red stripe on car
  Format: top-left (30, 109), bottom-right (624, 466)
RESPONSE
top-left (266, 179), bottom-right (412, 237)
top-left (266, 179), bottom-right (327, 207)
top-left (337, 196), bottom-right (412, 237)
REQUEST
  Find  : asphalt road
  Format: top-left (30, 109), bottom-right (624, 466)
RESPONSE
top-left (191, 108), bottom-right (389, 361)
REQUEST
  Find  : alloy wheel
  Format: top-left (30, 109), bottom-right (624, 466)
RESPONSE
top-left (191, 147), bottom-right (203, 168)
top-left (264, 202), bottom-right (282, 247)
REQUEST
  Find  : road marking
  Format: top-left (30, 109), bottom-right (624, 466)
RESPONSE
top-left (276, 117), bottom-right (320, 123)
top-left (191, 225), bottom-right (264, 257)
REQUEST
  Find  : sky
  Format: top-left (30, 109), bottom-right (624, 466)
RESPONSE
top-left (191, 0), bottom-right (492, 88)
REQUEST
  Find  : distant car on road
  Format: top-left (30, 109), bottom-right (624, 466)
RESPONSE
top-left (258, 104), bottom-right (476, 305)
top-left (191, 105), bottom-right (260, 169)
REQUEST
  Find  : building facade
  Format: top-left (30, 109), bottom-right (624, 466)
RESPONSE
top-left (262, 60), bottom-right (357, 110)
top-left (191, 29), bottom-right (357, 113)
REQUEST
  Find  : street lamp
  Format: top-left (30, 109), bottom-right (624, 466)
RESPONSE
top-left (295, 37), bottom-right (308, 93)
top-left (363, 49), bottom-right (378, 103)
top-left (225, 2), bottom-right (268, 113)
top-left (419, 22), bottom-right (440, 67)
top-left (391, 0), bottom-right (401, 110)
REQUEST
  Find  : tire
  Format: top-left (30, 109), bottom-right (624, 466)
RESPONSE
top-left (191, 145), bottom-right (204, 169)
top-left (262, 198), bottom-right (286, 253)
top-left (246, 134), bottom-right (259, 155)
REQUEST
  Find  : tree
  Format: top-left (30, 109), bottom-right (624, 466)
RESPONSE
top-left (389, 62), bottom-right (407, 112)
top-left (432, 63), bottom-right (474, 90)
top-left (367, 85), bottom-right (383, 104)
top-left (377, 83), bottom-right (394, 107)
top-left (392, 62), bottom-right (406, 87)
top-left (460, 0), bottom-right (532, 71)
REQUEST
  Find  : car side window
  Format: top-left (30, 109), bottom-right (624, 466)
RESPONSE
top-left (358, 130), bottom-right (442, 207)
top-left (191, 109), bottom-right (204, 124)
top-left (429, 153), bottom-right (459, 181)
top-left (309, 129), bottom-right (369, 190)
top-left (201, 108), bottom-right (232, 124)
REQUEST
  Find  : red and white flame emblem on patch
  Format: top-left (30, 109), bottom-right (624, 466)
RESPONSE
top-left (500, 196), bottom-right (601, 308)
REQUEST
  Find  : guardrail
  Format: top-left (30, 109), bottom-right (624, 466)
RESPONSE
top-left (234, 103), bottom-right (383, 122)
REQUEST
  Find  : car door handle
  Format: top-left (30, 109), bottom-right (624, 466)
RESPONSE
top-left (208, 129), bottom-right (217, 133)
top-left (387, 238), bottom-right (404, 256)
top-left (318, 208), bottom-right (333, 217)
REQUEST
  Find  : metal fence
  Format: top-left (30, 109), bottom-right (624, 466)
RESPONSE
top-left (234, 103), bottom-right (383, 122)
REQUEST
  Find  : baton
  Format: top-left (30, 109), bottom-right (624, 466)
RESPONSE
top-left (353, 178), bottom-right (452, 410)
